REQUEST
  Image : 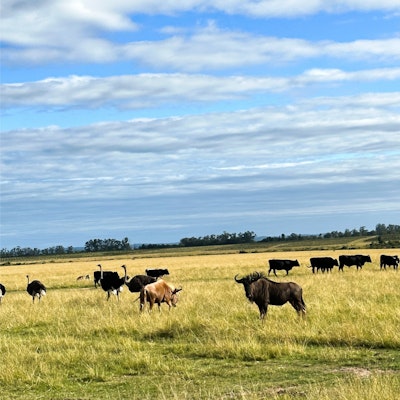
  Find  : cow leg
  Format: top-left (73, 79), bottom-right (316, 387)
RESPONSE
top-left (273, 269), bottom-right (278, 277)
top-left (149, 300), bottom-right (154, 311)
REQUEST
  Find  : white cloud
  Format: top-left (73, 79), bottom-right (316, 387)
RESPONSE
top-left (1, 1), bottom-right (400, 248)
top-left (2, 69), bottom-right (400, 110)
top-left (2, 96), bottom-right (399, 207)
top-left (2, 3), bottom-right (400, 68)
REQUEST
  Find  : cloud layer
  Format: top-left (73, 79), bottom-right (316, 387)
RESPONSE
top-left (1, 1), bottom-right (399, 248)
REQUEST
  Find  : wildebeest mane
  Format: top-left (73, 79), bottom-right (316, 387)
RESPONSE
top-left (235, 271), bottom-right (266, 283)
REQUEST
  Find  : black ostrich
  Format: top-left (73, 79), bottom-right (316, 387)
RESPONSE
top-left (99, 264), bottom-right (127, 301)
top-left (0, 283), bottom-right (6, 304)
top-left (26, 275), bottom-right (46, 303)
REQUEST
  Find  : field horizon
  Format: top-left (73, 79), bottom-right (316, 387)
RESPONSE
top-left (1, 247), bottom-right (399, 399)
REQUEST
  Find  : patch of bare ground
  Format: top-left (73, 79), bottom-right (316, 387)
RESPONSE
top-left (336, 367), bottom-right (397, 378)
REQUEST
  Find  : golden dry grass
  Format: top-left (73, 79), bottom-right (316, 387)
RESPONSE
top-left (1, 248), bottom-right (399, 399)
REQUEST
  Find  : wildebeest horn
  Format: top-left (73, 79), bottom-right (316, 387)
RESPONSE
top-left (249, 271), bottom-right (261, 282)
top-left (173, 287), bottom-right (183, 293)
top-left (234, 274), bottom-right (243, 283)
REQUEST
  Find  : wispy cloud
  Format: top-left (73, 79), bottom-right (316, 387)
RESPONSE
top-left (1, 1), bottom-right (399, 248)
top-left (3, 25), bottom-right (400, 68)
top-left (3, 70), bottom-right (400, 110)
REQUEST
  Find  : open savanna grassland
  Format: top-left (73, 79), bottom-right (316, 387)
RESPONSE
top-left (1, 248), bottom-right (399, 399)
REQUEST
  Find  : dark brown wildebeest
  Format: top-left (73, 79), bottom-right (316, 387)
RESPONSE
top-left (268, 259), bottom-right (300, 276)
top-left (338, 255), bottom-right (371, 271)
top-left (140, 279), bottom-right (182, 312)
top-left (380, 255), bottom-right (399, 270)
top-left (234, 272), bottom-right (306, 321)
top-left (145, 268), bottom-right (170, 278)
top-left (126, 274), bottom-right (157, 293)
top-left (309, 257), bottom-right (338, 273)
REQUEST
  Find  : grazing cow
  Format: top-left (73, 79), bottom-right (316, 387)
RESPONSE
top-left (126, 274), bottom-right (157, 293)
top-left (338, 255), bottom-right (371, 271)
top-left (234, 272), bottom-right (306, 321)
top-left (140, 279), bottom-right (182, 312)
top-left (309, 257), bottom-right (338, 273)
top-left (380, 255), bottom-right (399, 270)
top-left (268, 259), bottom-right (300, 276)
top-left (145, 268), bottom-right (170, 278)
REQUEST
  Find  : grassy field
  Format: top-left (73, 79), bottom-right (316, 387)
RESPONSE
top-left (1, 248), bottom-right (399, 399)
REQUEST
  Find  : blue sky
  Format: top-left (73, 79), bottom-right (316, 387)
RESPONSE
top-left (1, 1), bottom-right (400, 249)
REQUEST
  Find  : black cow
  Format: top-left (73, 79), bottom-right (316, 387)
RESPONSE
top-left (126, 274), bottom-right (157, 293)
top-left (234, 272), bottom-right (306, 321)
top-left (338, 255), bottom-right (371, 271)
top-left (309, 257), bottom-right (338, 273)
top-left (268, 259), bottom-right (300, 276)
top-left (380, 255), bottom-right (399, 270)
top-left (145, 268), bottom-right (169, 278)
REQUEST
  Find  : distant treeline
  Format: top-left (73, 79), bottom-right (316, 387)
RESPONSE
top-left (1, 237), bottom-right (131, 258)
top-left (136, 231), bottom-right (256, 249)
top-left (1, 224), bottom-right (399, 258)
top-left (84, 237), bottom-right (131, 252)
top-left (260, 224), bottom-right (400, 242)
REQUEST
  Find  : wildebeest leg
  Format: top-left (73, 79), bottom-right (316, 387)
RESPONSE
top-left (260, 307), bottom-right (267, 321)
top-left (258, 303), bottom-right (268, 321)
top-left (290, 299), bottom-right (306, 318)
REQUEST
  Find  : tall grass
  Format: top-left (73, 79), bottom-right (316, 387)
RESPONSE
top-left (1, 249), bottom-right (399, 399)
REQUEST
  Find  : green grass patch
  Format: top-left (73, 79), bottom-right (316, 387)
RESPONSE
top-left (1, 249), bottom-right (399, 399)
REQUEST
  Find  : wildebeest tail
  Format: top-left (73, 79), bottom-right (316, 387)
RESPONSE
top-left (300, 294), bottom-right (306, 313)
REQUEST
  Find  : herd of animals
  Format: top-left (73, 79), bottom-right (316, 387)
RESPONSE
top-left (0, 254), bottom-right (398, 321)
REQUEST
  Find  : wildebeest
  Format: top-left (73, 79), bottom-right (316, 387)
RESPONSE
top-left (338, 255), bottom-right (371, 271)
top-left (234, 272), bottom-right (306, 321)
top-left (309, 257), bottom-right (338, 273)
top-left (140, 279), bottom-right (182, 312)
top-left (145, 268), bottom-right (170, 278)
top-left (126, 274), bottom-right (157, 293)
top-left (380, 255), bottom-right (399, 270)
top-left (268, 259), bottom-right (300, 276)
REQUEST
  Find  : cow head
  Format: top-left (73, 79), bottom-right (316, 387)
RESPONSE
top-left (171, 287), bottom-right (182, 307)
top-left (235, 272), bottom-right (262, 302)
